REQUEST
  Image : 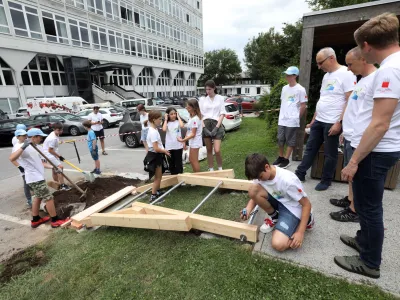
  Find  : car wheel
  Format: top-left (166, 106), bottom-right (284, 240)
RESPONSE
top-left (103, 119), bottom-right (109, 129)
top-left (69, 126), bottom-right (80, 136)
top-left (125, 134), bottom-right (139, 148)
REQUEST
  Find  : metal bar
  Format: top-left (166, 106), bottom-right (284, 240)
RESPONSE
top-left (102, 187), bottom-right (152, 213)
top-left (248, 205), bottom-right (259, 225)
top-left (191, 181), bottom-right (223, 214)
top-left (150, 181), bottom-right (185, 205)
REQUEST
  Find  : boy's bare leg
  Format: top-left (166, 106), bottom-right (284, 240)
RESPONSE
top-left (31, 197), bottom-right (41, 216)
top-left (44, 199), bottom-right (57, 217)
top-left (271, 230), bottom-right (292, 252)
top-left (285, 146), bottom-right (294, 159)
top-left (95, 159), bottom-right (100, 170)
top-left (248, 184), bottom-right (275, 215)
top-left (152, 167), bottom-right (162, 194)
top-left (57, 165), bottom-right (65, 184)
top-left (51, 169), bottom-right (58, 182)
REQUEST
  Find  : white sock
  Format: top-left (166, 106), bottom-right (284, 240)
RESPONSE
top-left (218, 167), bottom-right (222, 170)
top-left (209, 168), bottom-right (214, 171)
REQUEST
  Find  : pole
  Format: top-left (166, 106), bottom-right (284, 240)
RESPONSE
top-left (191, 181), bottom-right (222, 214)
top-left (150, 181), bottom-right (185, 205)
top-left (247, 205), bottom-right (259, 225)
top-left (102, 187), bottom-right (152, 213)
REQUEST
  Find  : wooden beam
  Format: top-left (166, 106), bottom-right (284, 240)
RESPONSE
top-left (132, 203), bottom-right (258, 242)
top-left (177, 174), bottom-right (251, 191)
top-left (108, 207), bottom-right (146, 215)
top-left (71, 186), bottom-right (135, 222)
top-left (89, 213), bottom-right (192, 231)
top-left (134, 175), bottom-right (178, 193)
top-left (189, 169), bottom-right (235, 178)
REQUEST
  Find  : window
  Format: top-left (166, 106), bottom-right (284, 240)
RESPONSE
top-left (112, 69), bottom-right (132, 87)
top-left (136, 67), bottom-right (153, 86)
top-left (0, 0), bottom-right (10, 34)
top-left (9, 2), bottom-right (42, 39)
top-left (244, 88), bottom-right (250, 94)
top-left (120, 1), bottom-right (133, 24)
top-left (186, 14), bottom-right (189, 23)
top-left (173, 71), bottom-right (184, 86)
top-left (42, 12), bottom-right (68, 44)
top-left (105, 0), bottom-right (119, 20)
top-left (157, 69), bottom-right (170, 86)
top-left (69, 19), bottom-right (90, 48)
top-left (0, 57), bottom-right (14, 86)
top-left (197, 1), bottom-right (200, 9)
top-left (65, 0), bottom-right (84, 9)
top-left (186, 73), bottom-right (195, 86)
top-left (87, 0), bottom-right (103, 16)
top-left (116, 32), bottom-right (123, 54)
top-left (91, 25), bottom-right (108, 51)
top-left (21, 56), bottom-right (66, 86)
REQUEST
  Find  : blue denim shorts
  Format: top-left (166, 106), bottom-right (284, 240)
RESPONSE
top-left (141, 127), bottom-right (149, 142)
top-left (343, 138), bottom-right (354, 167)
top-left (267, 194), bottom-right (300, 237)
top-left (91, 148), bottom-right (99, 161)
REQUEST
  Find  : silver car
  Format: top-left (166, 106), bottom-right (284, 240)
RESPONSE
top-left (30, 113), bottom-right (87, 136)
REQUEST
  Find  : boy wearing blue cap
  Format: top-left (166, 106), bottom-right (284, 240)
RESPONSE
top-left (10, 128), bottom-right (70, 228)
top-left (272, 66), bottom-right (307, 169)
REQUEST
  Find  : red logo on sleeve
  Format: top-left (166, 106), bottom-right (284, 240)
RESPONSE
top-left (298, 188), bottom-right (303, 193)
top-left (382, 81), bottom-right (390, 88)
top-left (354, 82), bottom-right (356, 85)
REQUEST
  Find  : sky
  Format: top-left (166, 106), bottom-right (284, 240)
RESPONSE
top-left (202, 0), bottom-right (311, 68)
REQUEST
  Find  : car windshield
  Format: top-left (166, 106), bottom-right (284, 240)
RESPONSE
top-left (60, 114), bottom-right (82, 121)
top-left (18, 109), bottom-right (27, 112)
top-left (0, 121), bottom-right (18, 129)
top-left (111, 106), bottom-right (125, 113)
top-left (225, 104), bottom-right (237, 113)
top-left (177, 109), bottom-right (189, 120)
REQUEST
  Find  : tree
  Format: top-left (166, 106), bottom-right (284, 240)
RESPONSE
top-left (197, 49), bottom-right (241, 86)
top-left (306, 0), bottom-right (377, 10)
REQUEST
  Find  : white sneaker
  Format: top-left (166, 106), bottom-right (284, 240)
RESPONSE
top-left (306, 213), bottom-right (315, 230)
top-left (260, 217), bottom-right (277, 233)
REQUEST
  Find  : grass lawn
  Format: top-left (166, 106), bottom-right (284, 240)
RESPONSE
top-left (0, 118), bottom-right (395, 300)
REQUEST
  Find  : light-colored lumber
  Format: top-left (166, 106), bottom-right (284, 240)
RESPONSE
top-left (109, 207), bottom-right (145, 215)
top-left (134, 175), bottom-right (178, 193)
top-left (71, 186), bottom-right (135, 222)
top-left (60, 219), bottom-right (72, 228)
top-left (188, 169), bottom-right (235, 178)
top-left (177, 174), bottom-right (252, 191)
top-left (132, 203), bottom-right (258, 242)
top-left (89, 213), bottom-right (192, 231)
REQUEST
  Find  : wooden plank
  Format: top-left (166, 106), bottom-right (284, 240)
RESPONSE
top-left (71, 186), bottom-right (135, 222)
top-left (177, 174), bottom-right (252, 191)
top-left (189, 169), bottom-right (235, 178)
top-left (132, 203), bottom-right (258, 242)
top-left (134, 176), bottom-right (178, 193)
top-left (89, 213), bottom-right (192, 231)
top-left (108, 207), bottom-right (146, 215)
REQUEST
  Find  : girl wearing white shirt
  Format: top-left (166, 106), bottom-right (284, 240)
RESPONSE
top-left (178, 99), bottom-right (202, 172)
top-left (199, 80), bottom-right (226, 171)
top-left (162, 107), bottom-right (185, 174)
top-left (138, 104), bottom-right (149, 152)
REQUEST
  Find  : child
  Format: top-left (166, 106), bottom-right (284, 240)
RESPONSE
top-left (272, 66), bottom-right (307, 169)
top-left (145, 110), bottom-right (171, 202)
top-left (178, 99), bottom-right (202, 172)
top-left (83, 120), bottom-right (101, 175)
top-left (42, 122), bottom-right (71, 190)
top-left (137, 104), bottom-right (149, 152)
top-left (9, 128), bottom-right (70, 228)
top-left (241, 153), bottom-right (314, 252)
top-left (162, 107), bottom-right (185, 175)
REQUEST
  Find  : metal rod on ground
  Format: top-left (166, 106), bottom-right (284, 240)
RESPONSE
top-left (102, 187), bottom-right (152, 213)
top-left (248, 205), bottom-right (259, 225)
top-left (191, 181), bottom-right (223, 214)
top-left (150, 181), bottom-right (186, 205)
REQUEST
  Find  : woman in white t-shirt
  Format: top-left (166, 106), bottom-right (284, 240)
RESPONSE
top-left (162, 107), bottom-right (185, 174)
top-left (138, 104), bottom-right (149, 152)
top-left (144, 110), bottom-right (171, 203)
top-left (199, 80), bottom-right (226, 171)
top-left (178, 99), bottom-right (202, 172)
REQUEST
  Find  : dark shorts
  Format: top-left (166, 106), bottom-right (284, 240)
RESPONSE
top-left (277, 125), bottom-right (298, 147)
top-left (203, 119), bottom-right (225, 140)
top-left (343, 138), bottom-right (354, 167)
top-left (28, 180), bottom-right (53, 202)
top-left (94, 129), bottom-right (105, 139)
top-left (267, 194), bottom-right (300, 238)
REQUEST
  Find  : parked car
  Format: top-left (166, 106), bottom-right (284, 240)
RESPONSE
top-left (15, 107), bottom-right (29, 118)
top-left (0, 118), bottom-right (49, 146)
top-left (77, 108), bottom-right (123, 129)
top-left (0, 109), bottom-right (9, 120)
top-left (30, 113), bottom-right (87, 136)
top-left (226, 96), bottom-right (258, 112)
top-left (119, 107), bottom-right (188, 148)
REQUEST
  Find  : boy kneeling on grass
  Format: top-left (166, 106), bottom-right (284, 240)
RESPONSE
top-left (241, 153), bottom-right (315, 251)
top-left (83, 120), bottom-right (101, 174)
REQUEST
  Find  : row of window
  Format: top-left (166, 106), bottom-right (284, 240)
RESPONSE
top-left (0, 57), bottom-right (14, 85)
top-left (21, 56), bottom-right (66, 86)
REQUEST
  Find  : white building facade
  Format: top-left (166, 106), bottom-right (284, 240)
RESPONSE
top-left (0, 0), bottom-right (204, 114)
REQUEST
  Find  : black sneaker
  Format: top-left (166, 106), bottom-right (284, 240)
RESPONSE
top-left (330, 196), bottom-right (350, 208)
top-left (60, 184), bottom-right (71, 191)
top-left (278, 158), bottom-right (290, 169)
top-left (334, 255), bottom-right (380, 279)
top-left (340, 234), bottom-right (361, 253)
top-left (272, 156), bottom-right (284, 166)
top-left (330, 207), bottom-right (359, 222)
top-left (149, 194), bottom-right (158, 203)
top-left (90, 169), bottom-right (97, 174)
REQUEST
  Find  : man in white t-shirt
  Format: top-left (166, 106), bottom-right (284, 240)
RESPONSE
top-left (88, 106), bottom-right (107, 155)
top-left (335, 13), bottom-right (400, 279)
top-left (329, 47), bottom-right (376, 223)
top-left (295, 47), bottom-right (356, 191)
top-left (273, 66), bottom-right (307, 169)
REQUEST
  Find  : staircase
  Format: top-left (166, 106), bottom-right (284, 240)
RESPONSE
top-left (103, 84), bottom-right (145, 99)
top-left (92, 83), bottom-right (126, 103)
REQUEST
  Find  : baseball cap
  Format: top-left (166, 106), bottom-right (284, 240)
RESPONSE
top-left (27, 128), bottom-right (48, 137)
top-left (16, 124), bottom-right (27, 130)
top-left (15, 129), bottom-right (27, 136)
top-left (283, 66), bottom-right (299, 76)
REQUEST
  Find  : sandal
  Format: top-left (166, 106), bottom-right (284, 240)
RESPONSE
top-left (102, 151), bottom-right (108, 155)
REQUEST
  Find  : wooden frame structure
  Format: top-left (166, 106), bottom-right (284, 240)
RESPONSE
top-left (293, 0), bottom-right (400, 160)
top-left (69, 169), bottom-right (259, 243)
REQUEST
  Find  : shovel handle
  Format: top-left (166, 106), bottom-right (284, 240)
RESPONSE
top-left (29, 143), bottom-right (86, 195)
top-left (63, 159), bottom-right (84, 173)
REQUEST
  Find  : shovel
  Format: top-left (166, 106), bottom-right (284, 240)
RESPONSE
top-left (30, 143), bottom-right (87, 199)
top-left (62, 159), bottom-right (95, 183)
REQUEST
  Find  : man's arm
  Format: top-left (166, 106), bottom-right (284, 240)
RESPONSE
top-left (299, 102), bottom-right (306, 118)
top-left (328, 91), bottom-right (352, 136)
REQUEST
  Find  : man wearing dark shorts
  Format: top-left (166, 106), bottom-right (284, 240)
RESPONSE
top-left (88, 106), bottom-right (108, 155)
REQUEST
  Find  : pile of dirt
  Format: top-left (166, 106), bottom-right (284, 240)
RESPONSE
top-left (53, 176), bottom-right (141, 219)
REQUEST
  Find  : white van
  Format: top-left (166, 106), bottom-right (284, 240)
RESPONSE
top-left (115, 98), bottom-right (153, 109)
top-left (26, 97), bottom-right (88, 116)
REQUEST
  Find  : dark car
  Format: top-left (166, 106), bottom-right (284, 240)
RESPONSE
top-left (119, 107), bottom-right (188, 148)
top-left (0, 109), bottom-right (9, 120)
top-left (0, 118), bottom-right (48, 146)
top-left (30, 113), bottom-right (87, 136)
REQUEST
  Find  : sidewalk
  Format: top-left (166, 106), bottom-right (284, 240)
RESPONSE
top-left (253, 160), bottom-right (400, 295)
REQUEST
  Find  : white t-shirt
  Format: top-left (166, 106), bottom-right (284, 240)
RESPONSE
top-left (351, 51), bottom-right (400, 152)
top-left (12, 136), bottom-right (18, 146)
top-left (254, 167), bottom-right (308, 219)
top-left (316, 66), bottom-right (356, 124)
top-left (12, 143), bottom-right (45, 184)
top-left (200, 95), bottom-right (226, 121)
top-left (343, 72), bottom-right (376, 142)
top-left (187, 115), bottom-right (203, 148)
top-left (165, 120), bottom-right (183, 150)
top-left (88, 112), bottom-right (103, 131)
top-left (278, 84), bottom-right (308, 127)
top-left (42, 131), bottom-right (60, 164)
top-left (147, 127), bottom-right (164, 153)
top-left (140, 113), bottom-right (148, 130)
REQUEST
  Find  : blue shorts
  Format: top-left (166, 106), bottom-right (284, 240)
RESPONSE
top-left (267, 194), bottom-right (300, 237)
top-left (91, 148), bottom-right (99, 161)
top-left (141, 127), bottom-right (149, 142)
top-left (343, 138), bottom-right (354, 167)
